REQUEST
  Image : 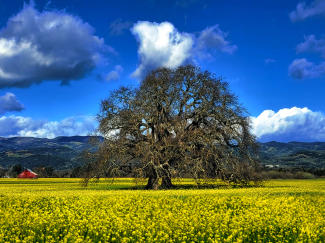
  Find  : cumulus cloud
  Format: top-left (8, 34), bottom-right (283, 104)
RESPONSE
top-left (131, 21), bottom-right (193, 78)
top-left (0, 93), bottom-right (24, 115)
top-left (105, 65), bottom-right (123, 81)
top-left (290, 0), bottom-right (325, 22)
top-left (0, 115), bottom-right (97, 138)
top-left (289, 58), bottom-right (325, 79)
top-left (131, 21), bottom-right (236, 78)
top-left (251, 107), bottom-right (325, 142)
top-left (0, 4), bottom-right (107, 88)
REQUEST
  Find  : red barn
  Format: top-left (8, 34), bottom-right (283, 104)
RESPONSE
top-left (17, 169), bottom-right (38, 179)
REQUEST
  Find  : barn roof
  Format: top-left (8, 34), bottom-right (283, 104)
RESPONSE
top-left (18, 169), bottom-right (38, 178)
top-left (25, 169), bottom-right (37, 175)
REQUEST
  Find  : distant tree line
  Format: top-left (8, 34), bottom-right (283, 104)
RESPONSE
top-left (260, 166), bottom-right (325, 179)
top-left (1, 162), bottom-right (324, 179)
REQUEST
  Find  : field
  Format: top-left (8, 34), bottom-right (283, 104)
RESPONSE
top-left (0, 179), bottom-right (324, 242)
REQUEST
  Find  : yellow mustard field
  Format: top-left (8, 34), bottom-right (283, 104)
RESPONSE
top-left (0, 179), bottom-right (324, 242)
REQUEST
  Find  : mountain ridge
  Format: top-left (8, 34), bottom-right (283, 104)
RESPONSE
top-left (0, 136), bottom-right (324, 170)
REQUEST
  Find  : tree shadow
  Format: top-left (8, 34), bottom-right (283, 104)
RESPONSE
top-left (79, 178), bottom-right (265, 191)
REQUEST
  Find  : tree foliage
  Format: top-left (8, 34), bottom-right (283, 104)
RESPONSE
top-left (85, 65), bottom-right (261, 189)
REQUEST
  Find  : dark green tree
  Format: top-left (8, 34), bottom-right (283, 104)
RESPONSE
top-left (9, 164), bottom-right (23, 178)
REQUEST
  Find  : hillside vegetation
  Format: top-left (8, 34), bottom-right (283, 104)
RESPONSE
top-left (0, 137), bottom-right (324, 172)
top-left (0, 136), bottom-right (96, 170)
top-left (260, 141), bottom-right (325, 169)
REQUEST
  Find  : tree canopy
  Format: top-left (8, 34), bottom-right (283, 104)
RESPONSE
top-left (86, 65), bottom-right (260, 189)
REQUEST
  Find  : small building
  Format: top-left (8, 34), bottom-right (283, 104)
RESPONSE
top-left (17, 169), bottom-right (38, 179)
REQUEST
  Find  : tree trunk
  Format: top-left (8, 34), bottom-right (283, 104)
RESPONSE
top-left (145, 166), bottom-right (159, 190)
top-left (160, 164), bottom-right (173, 188)
top-left (145, 175), bottom-right (159, 189)
top-left (161, 176), bottom-right (173, 188)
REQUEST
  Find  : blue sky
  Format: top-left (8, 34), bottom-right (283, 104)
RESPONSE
top-left (0, 0), bottom-right (324, 142)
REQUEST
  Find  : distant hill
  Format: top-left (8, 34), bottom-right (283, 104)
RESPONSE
top-left (259, 141), bottom-right (325, 169)
top-left (0, 136), bottom-right (101, 170)
top-left (0, 137), bottom-right (324, 170)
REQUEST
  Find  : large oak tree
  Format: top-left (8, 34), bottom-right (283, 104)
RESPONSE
top-left (86, 65), bottom-right (260, 189)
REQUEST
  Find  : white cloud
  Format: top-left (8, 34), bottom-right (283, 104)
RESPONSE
top-left (195, 25), bottom-right (237, 57)
top-left (131, 21), bottom-right (236, 78)
top-left (109, 19), bottom-right (132, 36)
top-left (105, 65), bottom-right (123, 81)
top-left (131, 21), bottom-right (193, 78)
top-left (0, 115), bottom-right (97, 138)
top-left (176, 0), bottom-right (200, 8)
top-left (265, 58), bottom-right (276, 64)
top-left (296, 35), bottom-right (325, 58)
top-left (0, 4), bottom-right (107, 88)
top-left (289, 35), bottom-right (325, 79)
top-left (251, 107), bottom-right (325, 142)
top-left (289, 58), bottom-right (325, 79)
top-left (290, 0), bottom-right (325, 22)
top-left (0, 93), bottom-right (24, 115)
